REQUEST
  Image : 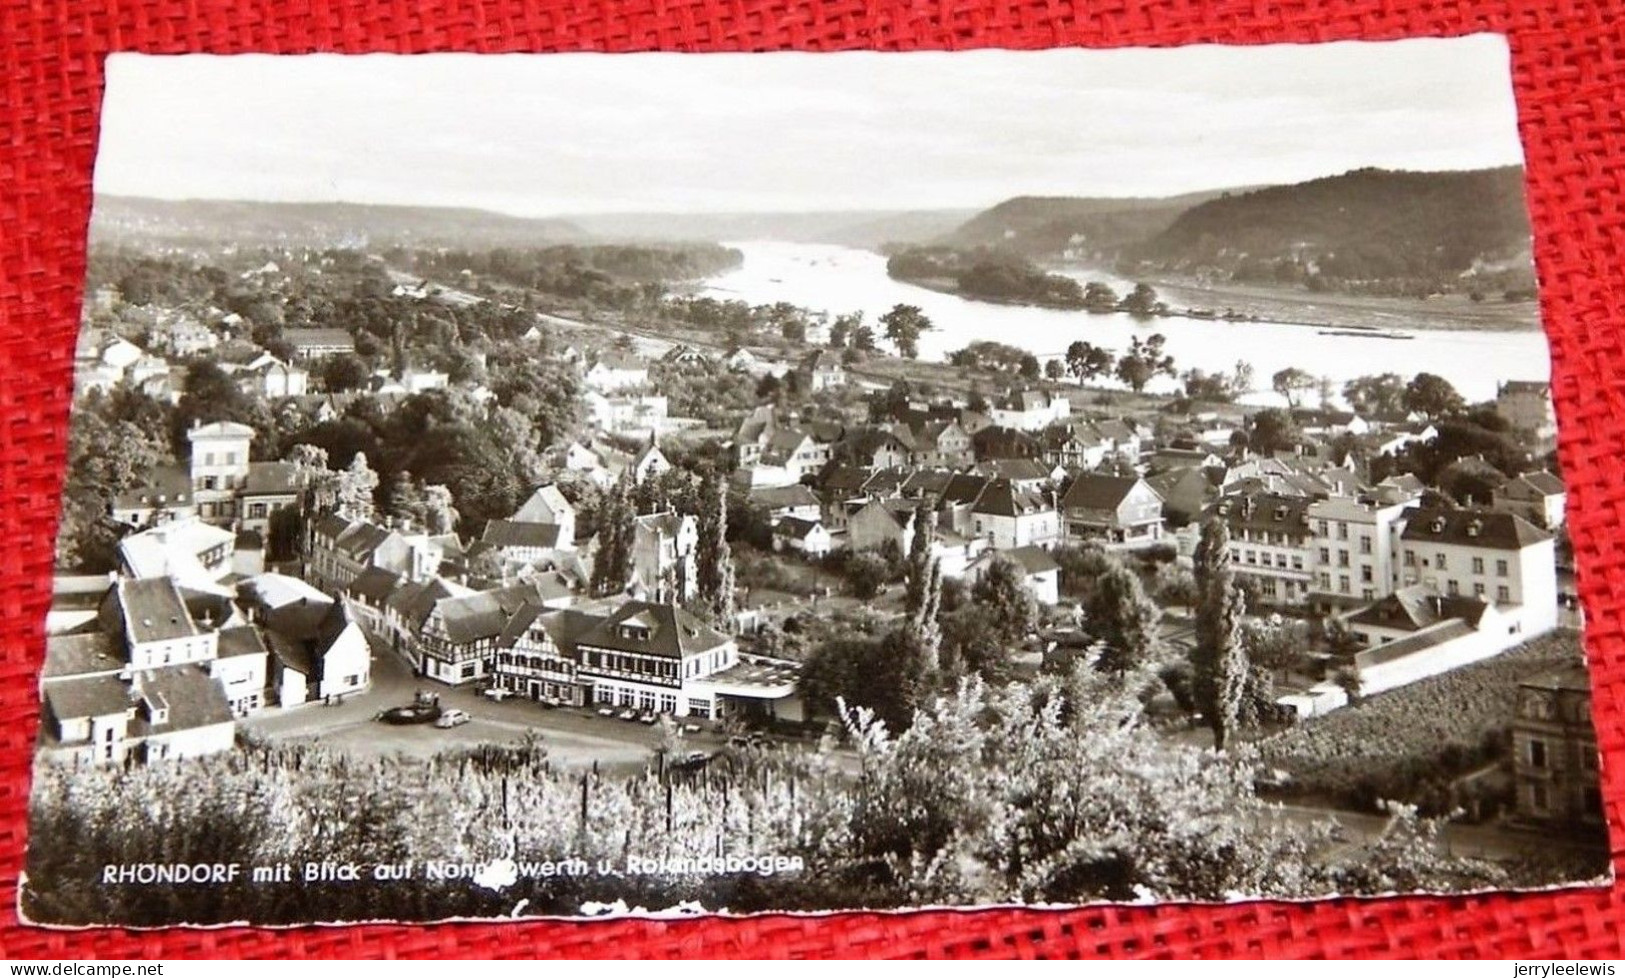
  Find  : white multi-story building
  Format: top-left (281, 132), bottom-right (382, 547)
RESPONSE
top-left (1307, 496), bottom-right (1414, 609)
top-left (1398, 508), bottom-right (1558, 638)
top-left (187, 421), bottom-right (255, 524)
top-left (1205, 492), bottom-right (1315, 606)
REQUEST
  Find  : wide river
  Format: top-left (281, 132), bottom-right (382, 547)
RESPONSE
top-left (698, 241), bottom-right (1553, 405)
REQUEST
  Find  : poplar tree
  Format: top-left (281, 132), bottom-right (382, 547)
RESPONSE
top-left (1193, 517), bottom-right (1249, 748)
top-left (903, 503), bottom-right (936, 617)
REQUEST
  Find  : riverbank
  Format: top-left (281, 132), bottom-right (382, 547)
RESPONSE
top-left (1077, 267), bottom-right (1543, 333)
top-left (895, 264), bottom-right (1542, 334)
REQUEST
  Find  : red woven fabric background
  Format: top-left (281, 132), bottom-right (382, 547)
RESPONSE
top-left (4, 0), bottom-right (1625, 959)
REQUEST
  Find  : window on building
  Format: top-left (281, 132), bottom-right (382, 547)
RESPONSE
top-left (1531, 783), bottom-right (1549, 812)
top-left (1336, 522), bottom-right (1348, 540)
top-left (1319, 573), bottom-right (1331, 589)
top-left (1404, 551), bottom-right (1416, 567)
top-left (1497, 585), bottom-right (1511, 602)
top-left (1318, 547), bottom-right (1330, 563)
top-left (1316, 520), bottom-right (1329, 535)
top-left (1497, 560), bottom-right (1509, 577)
top-left (1529, 739), bottom-right (1548, 768)
top-left (1472, 557), bottom-right (1485, 574)
top-left (1338, 576), bottom-right (1350, 594)
top-left (1337, 551), bottom-right (1350, 568)
top-left (1359, 536), bottom-right (1372, 555)
top-left (1447, 579), bottom-right (1460, 595)
top-left (1437, 553), bottom-right (1449, 571)
top-left (1474, 582), bottom-right (1486, 597)
top-left (1360, 566), bottom-right (1373, 583)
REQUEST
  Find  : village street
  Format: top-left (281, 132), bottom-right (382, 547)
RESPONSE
top-left (241, 633), bottom-right (730, 771)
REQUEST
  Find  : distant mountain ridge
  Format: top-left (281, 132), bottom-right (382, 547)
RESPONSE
top-left (561, 209), bottom-right (978, 248)
top-left (92, 196), bottom-right (976, 251)
top-left (940, 187), bottom-right (1251, 257)
top-left (934, 166), bottom-right (1535, 296)
top-left (91, 196), bottom-right (588, 250)
top-left (1127, 166), bottom-right (1532, 284)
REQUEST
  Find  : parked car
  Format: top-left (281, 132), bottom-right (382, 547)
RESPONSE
top-left (682, 722), bottom-right (703, 734)
top-left (638, 712), bottom-right (658, 725)
top-left (434, 709), bottom-right (472, 729)
top-left (617, 708), bottom-right (639, 721)
top-left (481, 687), bottom-right (513, 702)
top-left (377, 691), bottom-right (442, 725)
top-left (596, 706), bottom-right (616, 717)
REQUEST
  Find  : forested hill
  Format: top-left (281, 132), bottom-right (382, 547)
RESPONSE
top-left (91, 196), bottom-right (588, 250)
top-left (1126, 166), bottom-right (1534, 293)
top-left (940, 188), bottom-right (1246, 257)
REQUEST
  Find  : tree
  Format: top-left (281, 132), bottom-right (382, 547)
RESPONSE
top-left (1231, 361), bottom-right (1256, 398)
top-left (1241, 618), bottom-right (1307, 682)
top-left (590, 475), bottom-right (635, 596)
top-left (1065, 340), bottom-right (1115, 383)
top-left (1115, 333), bottom-right (1176, 393)
top-left (1343, 373), bottom-right (1408, 419)
top-left (1192, 518), bottom-right (1248, 748)
top-left (381, 468), bottom-right (426, 526)
top-left (829, 312), bottom-right (860, 349)
top-left (1082, 281), bottom-right (1119, 313)
top-left (1404, 372), bottom-right (1466, 419)
top-left (851, 324), bottom-right (878, 353)
top-left (903, 504), bottom-right (937, 618)
top-left (1018, 353), bottom-right (1041, 381)
top-left (879, 304), bottom-right (933, 359)
top-left (422, 484), bottom-right (459, 535)
top-left (1044, 358), bottom-right (1065, 382)
top-left (846, 551), bottom-right (890, 599)
top-left (910, 558), bottom-right (944, 674)
top-left (1248, 408), bottom-right (1302, 455)
top-left (1271, 367), bottom-right (1317, 409)
top-left (336, 452), bottom-right (379, 521)
top-left (319, 354), bottom-right (372, 393)
top-left (695, 472), bottom-right (737, 624)
top-left (1120, 282), bottom-right (1159, 318)
top-left (1154, 563), bottom-right (1200, 612)
top-left (1084, 559), bottom-right (1161, 676)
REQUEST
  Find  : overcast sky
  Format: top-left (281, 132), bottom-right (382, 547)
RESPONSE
top-left (95, 37), bottom-right (1525, 216)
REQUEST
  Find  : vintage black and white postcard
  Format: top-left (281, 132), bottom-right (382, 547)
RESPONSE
top-left (25, 39), bottom-right (1610, 927)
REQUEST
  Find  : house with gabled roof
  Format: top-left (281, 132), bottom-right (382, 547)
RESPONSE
top-left (965, 546), bottom-right (1061, 606)
top-left (1145, 466), bottom-right (1216, 528)
top-left (848, 497), bottom-right (920, 555)
top-left (1061, 475), bottom-right (1165, 550)
top-left (584, 354), bottom-right (650, 393)
top-left (746, 483), bottom-right (822, 526)
top-left (1493, 471), bottom-right (1567, 529)
top-left (307, 513), bottom-right (413, 592)
top-left (261, 596), bottom-right (370, 706)
top-left (969, 478), bottom-right (1060, 551)
top-left (972, 426), bottom-right (1045, 462)
top-left (972, 457), bottom-right (1060, 493)
top-left (797, 349), bottom-right (847, 391)
top-left (907, 418), bottom-right (974, 468)
top-left (990, 390), bottom-right (1069, 432)
top-left (413, 582), bottom-right (548, 684)
top-left (772, 516), bottom-right (832, 558)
